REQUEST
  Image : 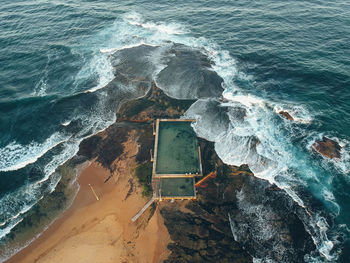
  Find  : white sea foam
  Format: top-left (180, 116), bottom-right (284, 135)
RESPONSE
top-left (123, 12), bottom-right (188, 35)
top-left (33, 77), bottom-right (48, 97)
top-left (184, 99), bottom-right (229, 141)
top-left (273, 104), bottom-right (313, 124)
top-left (0, 132), bottom-right (67, 172)
top-left (0, 207), bottom-right (27, 228)
top-left (99, 42), bottom-right (159, 54)
top-left (236, 190), bottom-right (276, 241)
top-left (306, 213), bottom-right (337, 261)
top-left (81, 53), bottom-right (114, 93)
top-left (61, 120), bottom-right (71, 126)
top-left (35, 142), bottom-right (78, 185)
top-left (0, 218), bottom-right (24, 241)
top-left (186, 84), bottom-right (338, 261)
top-left (0, 90), bottom-right (117, 243)
top-left (2, 11), bottom-right (344, 262)
top-left (0, 181), bottom-right (44, 240)
top-left (252, 258), bottom-right (275, 263)
top-left (0, 112), bottom-right (116, 241)
top-left (223, 92), bottom-right (267, 108)
top-left (234, 189), bottom-right (283, 263)
top-left (117, 12), bottom-right (343, 260)
top-left (74, 13), bottom-right (174, 94)
top-left (111, 12), bottom-right (344, 261)
top-left (121, 12), bottom-right (238, 94)
top-left (0, 174), bottom-right (81, 263)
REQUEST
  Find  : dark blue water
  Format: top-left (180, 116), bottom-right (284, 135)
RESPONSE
top-left (0, 1), bottom-right (349, 262)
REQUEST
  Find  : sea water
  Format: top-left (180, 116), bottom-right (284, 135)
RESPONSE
top-left (0, 1), bottom-right (349, 262)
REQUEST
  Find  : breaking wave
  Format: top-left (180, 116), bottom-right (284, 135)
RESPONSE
top-left (1, 10), bottom-right (348, 263)
top-left (93, 12), bottom-right (345, 262)
top-left (0, 132), bottom-right (68, 172)
top-left (185, 93), bottom-right (341, 261)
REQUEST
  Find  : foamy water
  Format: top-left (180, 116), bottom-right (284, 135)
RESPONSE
top-left (1, 3), bottom-right (349, 262)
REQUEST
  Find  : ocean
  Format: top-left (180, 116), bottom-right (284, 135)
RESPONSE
top-left (0, 0), bottom-right (349, 262)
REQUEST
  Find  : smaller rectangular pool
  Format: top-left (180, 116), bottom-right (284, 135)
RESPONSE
top-left (160, 178), bottom-right (195, 198)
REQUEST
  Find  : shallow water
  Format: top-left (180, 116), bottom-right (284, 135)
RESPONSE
top-left (0, 1), bottom-right (349, 262)
top-left (156, 121), bottom-right (200, 175)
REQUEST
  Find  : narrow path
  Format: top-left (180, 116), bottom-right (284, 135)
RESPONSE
top-left (131, 194), bottom-right (157, 222)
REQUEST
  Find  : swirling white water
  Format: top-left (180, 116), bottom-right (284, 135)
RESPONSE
top-left (1, 3), bottom-right (349, 262)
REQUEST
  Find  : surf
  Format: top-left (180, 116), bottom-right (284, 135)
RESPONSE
top-left (1, 8), bottom-right (349, 262)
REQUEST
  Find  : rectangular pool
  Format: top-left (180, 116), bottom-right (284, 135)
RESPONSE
top-left (155, 120), bottom-right (201, 176)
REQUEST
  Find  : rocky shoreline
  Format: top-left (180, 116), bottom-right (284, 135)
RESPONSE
top-left (76, 84), bottom-right (315, 262)
top-left (5, 81), bottom-right (317, 263)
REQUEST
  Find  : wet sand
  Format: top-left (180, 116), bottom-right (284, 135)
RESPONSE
top-left (7, 131), bottom-right (170, 263)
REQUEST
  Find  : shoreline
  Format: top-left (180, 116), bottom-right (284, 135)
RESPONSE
top-left (4, 83), bottom-right (316, 262)
top-left (6, 130), bottom-right (170, 263)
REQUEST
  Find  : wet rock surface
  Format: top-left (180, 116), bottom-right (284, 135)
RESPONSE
top-left (161, 141), bottom-right (315, 263)
top-left (109, 42), bottom-right (224, 100)
top-left (312, 136), bottom-right (341, 159)
top-left (279, 110), bottom-right (294, 121)
top-left (161, 204), bottom-right (251, 263)
top-left (156, 43), bottom-right (224, 99)
top-left (77, 83), bottom-right (316, 263)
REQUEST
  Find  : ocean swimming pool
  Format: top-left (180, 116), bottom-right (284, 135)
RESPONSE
top-left (159, 177), bottom-right (195, 198)
top-left (154, 120), bottom-right (201, 176)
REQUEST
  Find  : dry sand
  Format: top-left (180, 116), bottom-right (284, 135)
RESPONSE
top-left (7, 131), bottom-right (170, 263)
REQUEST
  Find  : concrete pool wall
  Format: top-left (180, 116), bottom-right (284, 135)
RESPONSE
top-left (152, 119), bottom-right (203, 199)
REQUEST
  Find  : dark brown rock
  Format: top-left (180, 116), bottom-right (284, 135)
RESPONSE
top-left (161, 204), bottom-right (252, 263)
top-left (161, 140), bottom-right (315, 263)
top-left (77, 80), bottom-right (316, 263)
top-left (312, 136), bottom-right (341, 159)
top-left (279, 110), bottom-right (294, 121)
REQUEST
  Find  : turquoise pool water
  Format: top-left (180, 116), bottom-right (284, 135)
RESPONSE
top-left (160, 178), bottom-right (195, 198)
top-left (156, 121), bottom-right (201, 175)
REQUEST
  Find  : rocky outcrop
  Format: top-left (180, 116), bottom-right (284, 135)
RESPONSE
top-left (155, 43), bottom-right (224, 99)
top-left (160, 141), bottom-right (253, 263)
top-left (109, 43), bottom-right (224, 100)
top-left (312, 137), bottom-right (341, 159)
top-left (279, 110), bottom-right (294, 121)
top-left (160, 141), bottom-right (315, 263)
top-left (77, 82), bottom-right (316, 263)
top-left (161, 204), bottom-right (251, 263)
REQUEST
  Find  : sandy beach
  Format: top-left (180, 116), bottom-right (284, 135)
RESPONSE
top-left (7, 131), bottom-right (170, 263)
